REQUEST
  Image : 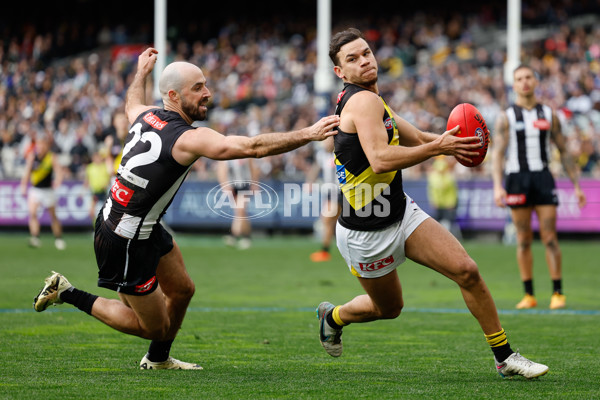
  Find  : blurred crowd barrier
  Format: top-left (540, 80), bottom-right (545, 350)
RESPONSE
top-left (1, 178), bottom-right (597, 232)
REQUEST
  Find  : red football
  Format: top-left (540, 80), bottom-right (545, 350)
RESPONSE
top-left (446, 103), bottom-right (490, 167)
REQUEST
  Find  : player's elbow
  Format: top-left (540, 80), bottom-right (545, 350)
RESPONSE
top-left (370, 159), bottom-right (389, 174)
top-left (246, 141), bottom-right (270, 159)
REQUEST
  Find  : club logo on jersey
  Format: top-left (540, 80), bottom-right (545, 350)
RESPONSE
top-left (143, 112), bottom-right (168, 130)
top-left (506, 194), bottom-right (527, 206)
top-left (533, 119), bottom-right (551, 130)
top-left (135, 276), bottom-right (156, 293)
top-left (358, 255), bottom-right (395, 272)
top-left (336, 164), bottom-right (347, 184)
top-left (384, 117), bottom-right (393, 130)
top-left (110, 178), bottom-right (134, 207)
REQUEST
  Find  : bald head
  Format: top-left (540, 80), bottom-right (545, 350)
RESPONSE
top-left (159, 61), bottom-right (211, 123)
top-left (158, 61), bottom-right (203, 102)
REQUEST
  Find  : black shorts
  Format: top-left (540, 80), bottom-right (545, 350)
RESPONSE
top-left (232, 184), bottom-right (251, 197)
top-left (94, 219), bottom-right (174, 296)
top-left (505, 170), bottom-right (559, 208)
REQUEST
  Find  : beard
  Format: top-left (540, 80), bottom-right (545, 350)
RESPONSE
top-left (362, 75), bottom-right (378, 86)
top-left (181, 97), bottom-right (207, 121)
top-left (355, 68), bottom-right (378, 87)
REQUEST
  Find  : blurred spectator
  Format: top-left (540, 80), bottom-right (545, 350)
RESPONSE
top-left (0, 1), bottom-right (599, 184)
top-left (84, 148), bottom-right (111, 224)
top-left (104, 111), bottom-right (129, 176)
top-left (427, 157), bottom-right (462, 239)
top-left (69, 123), bottom-right (94, 179)
top-left (578, 137), bottom-right (600, 176)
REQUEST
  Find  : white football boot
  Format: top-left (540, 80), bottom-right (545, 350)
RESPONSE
top-left (34, 271), bottom-right (72, 312)
top-left (140, 355), bottom-right (203, 370)
top-left (495, 352), bottom-right (549, 379)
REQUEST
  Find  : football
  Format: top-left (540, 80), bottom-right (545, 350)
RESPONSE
top-left (446, 103), bottom-right (490, 167)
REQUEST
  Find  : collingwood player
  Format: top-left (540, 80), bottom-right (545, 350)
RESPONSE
top-left (33, 48), bottom-right (339, 370)
top-left (492, 64), bottom-right (586, 310)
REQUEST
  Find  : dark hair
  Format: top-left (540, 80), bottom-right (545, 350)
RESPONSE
top-left (513, 64), bottom-right (536, 77)
top-left (329, 28), bottom-right (365, 66)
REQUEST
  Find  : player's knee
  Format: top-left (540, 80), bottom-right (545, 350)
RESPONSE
top-left (455, 258), bottom-right (481, 288)
top-left (169, 279), bottom-right (195, 303)
top-left (377, 301), bottom-right (403, 319)
top-left (543, 237), bottom-right (559, 251)
top-left (179, 279), bottom-right (195, 300)
top-left (517, 238), bottom-right (532, 251)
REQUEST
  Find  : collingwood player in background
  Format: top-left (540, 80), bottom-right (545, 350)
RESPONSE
top-left (492, 64), bottom-right (586, 310)
top-left (33, 48), bottom-right (339, 370)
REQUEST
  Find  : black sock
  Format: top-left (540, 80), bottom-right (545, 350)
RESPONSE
top-left (552, 279), bottom-right (562, 294)
top-left (485, 329), bottom-right (514, 363)
top-left (322, 246), bottom-right (330, 253)
top-left (492, 343), bottom-right (514, 363)
top-left (325, 310), bottom-right (343, 330)
top-left (523, 279), bottom-right (534, 296)
top-left (59, 287), bottom-right (98, 315)
top-left (147, 340), bottom-right (174, 362)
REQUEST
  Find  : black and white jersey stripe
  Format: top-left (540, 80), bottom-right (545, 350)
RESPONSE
top-left (102, 109), bottom-right (192, 240)
top-left (504, 103), bottom-right (553, 174)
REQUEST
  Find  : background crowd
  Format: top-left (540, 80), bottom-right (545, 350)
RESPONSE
top-left (1, 0), bottom-right (599, 185)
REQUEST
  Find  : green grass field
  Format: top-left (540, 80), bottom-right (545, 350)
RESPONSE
top-left (0, 231), bottom-right (598, 399)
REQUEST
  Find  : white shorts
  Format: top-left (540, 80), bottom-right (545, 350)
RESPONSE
top-left (336, 194), bottom-right (430, 278)
top-left (28, 187), bottom-right (57, 208)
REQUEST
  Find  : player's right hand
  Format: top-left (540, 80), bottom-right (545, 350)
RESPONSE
top-left (493, 186), bottom-right (507, 208)
top-left (308, 115), bottom-right (340, 141)
top-left (137, 48), bottom-right (158, 76)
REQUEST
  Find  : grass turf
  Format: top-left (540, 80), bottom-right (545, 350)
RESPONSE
top-left (0, 232), bottom-right (598, 399)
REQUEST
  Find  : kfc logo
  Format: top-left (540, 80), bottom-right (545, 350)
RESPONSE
top-left (143, 112), bottom-right (168, 130)
top-left (135, 276), bottom-right (156, 293)
top-left (506, 194), bottom-right (527, 206)
top-left (111, 179), bottom-right (134, 207)
top-left (358, 255), bottom-right (395, 271)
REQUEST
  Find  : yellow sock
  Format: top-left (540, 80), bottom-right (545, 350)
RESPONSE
top-left (332, 306), bottom-right (347, 326)
top-left (485, 328), bottom-right (508, 347)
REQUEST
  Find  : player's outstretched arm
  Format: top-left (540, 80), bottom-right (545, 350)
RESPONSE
top-left (172, 115), bottom-right (339, 165)
top-left (244, 115), bottom-right (339, 159)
